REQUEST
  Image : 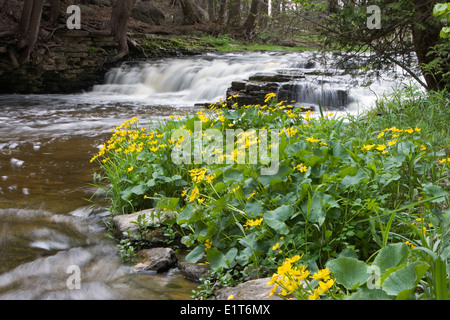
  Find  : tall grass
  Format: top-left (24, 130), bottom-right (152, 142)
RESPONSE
top-left (346, 87), bottom-right (450, 153)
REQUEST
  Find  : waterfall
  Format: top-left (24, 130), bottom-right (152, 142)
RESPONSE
top-left (92, 53), bottom-right (288, 104)
top-left (277, 82), bottom-right (355, 110)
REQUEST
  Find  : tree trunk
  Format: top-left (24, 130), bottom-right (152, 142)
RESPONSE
top-left (217, 0), bottom-right (228, 25)
top-left (0, 0), bottom-right (8, 14)
top-left (178, 0), bottom-right (203, 24)
top-left (17, 0), bottom-right (44, 64)
top-left (207, 0), bottom-right (217, 22)
top-left (108, 0), bottom-right (137, 55)
top-left (242, 0), bottom-right (258, 36)
top-left (412, 0), bottom-right (447, 91)
top-left (257, 0), bottom-right (269, 29)
top-left (227, 0), bottom-right (240, 28)
top-left (49, 0), bottom-right (61, 27)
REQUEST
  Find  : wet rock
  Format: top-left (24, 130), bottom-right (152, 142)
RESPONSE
top-left (111, 208), bottom-right (174, 246)
top-left (213, 277), bottom-right (283, 300)
top-left (248, 70), bottom-right (305, 83)
top-left (226, 69), bottom-right (306, 107)
top-left (178, 262), bottom-right (210, 282)
top-left (134, 247), bottom-right (178, 273)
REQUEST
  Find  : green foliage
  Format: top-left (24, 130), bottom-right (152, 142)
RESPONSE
top-left (433, 3), bottom-right (450, 38)
top-left (91, 88), bottom-right (449, 299)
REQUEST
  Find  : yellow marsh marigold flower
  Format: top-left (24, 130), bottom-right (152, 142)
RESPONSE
top-left (294, 163), bottom-right (308, 173)
top-left (227, 294), bottom-right (234, 300)
top-left (244, 218), bottom-right (263, 229)
top-left (306, 137), bottom-right (320, 143)
top-left (318, 279), bottom-right (335, 293)
top-left (309, 289), bottom-right (321, 300)
top-left (361, 144), bottom-right (375, 151)
top-left (388, 139), bottom-right (397, 146)
top-left (264, 92), bottom-right (277, 102)
top-left (376, 144), bottom-right (386, 151)
top-left (420, 145), bottom-right (426, 151)
top-left (188, 185), bottom-right (200, 202)
top-left (304, 110), bottom-right (314, 121)
top-left (205, 174), bottom-right (216, 184)
top-left (127, 166), bottom-right (134, 172)
top-left (286, 254), bottom-right (303, 264)
top-left (312, 268), bottom-right (331, 280)
top-left (405, 241), bottom-right (416, 248)
top-left (272, 242), bottom-right (280, 250)
top-left (377, 132), bottom-right (385, 139)
top-left (205, 239), bottom-right (212, 251)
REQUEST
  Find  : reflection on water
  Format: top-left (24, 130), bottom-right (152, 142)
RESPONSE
top-left (0, 94), bottom-right (199, 300)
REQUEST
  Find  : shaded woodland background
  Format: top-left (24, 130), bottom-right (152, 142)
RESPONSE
top-left (0, 0), bottom-right (448, 91)
top-left (0, 0), bottom-right (317, 63)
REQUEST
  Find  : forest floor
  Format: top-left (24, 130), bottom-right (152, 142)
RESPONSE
top-left (0, 0), bottom-right (319, 54)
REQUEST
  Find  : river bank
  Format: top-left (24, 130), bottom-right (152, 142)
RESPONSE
top-left (0, 29), bottom-right (211, 94)
top-left (0, 25), bottom-right (318, 95)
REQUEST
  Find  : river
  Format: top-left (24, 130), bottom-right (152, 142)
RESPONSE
top-left (0, 51), bottom-right (407, 299)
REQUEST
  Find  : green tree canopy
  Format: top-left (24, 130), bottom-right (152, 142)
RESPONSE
top-left (302, 0), bottom-right (450, 91)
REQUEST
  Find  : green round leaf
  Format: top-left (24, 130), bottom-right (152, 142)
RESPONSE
top-left (326, 257), bottom-right (371, 290)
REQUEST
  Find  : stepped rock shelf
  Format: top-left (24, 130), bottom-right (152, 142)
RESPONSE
top-left (225, 68), bottom-right (354, 111)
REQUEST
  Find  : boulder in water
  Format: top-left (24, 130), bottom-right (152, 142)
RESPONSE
top-left (111, 208), bottom-right (174, 246)
top-left (134, 247), bottom-right (178, 273)
top-left (178, 262), bottom-right (211, 282)
top-left (212, 277), bottom-right (284, 300)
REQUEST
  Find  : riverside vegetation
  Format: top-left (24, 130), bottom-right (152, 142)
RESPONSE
top-left (90, 86), bottom-right (449, 300)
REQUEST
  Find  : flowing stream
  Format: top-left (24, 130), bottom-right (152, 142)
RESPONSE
top-left (0, 51), bottom-right (408, 299)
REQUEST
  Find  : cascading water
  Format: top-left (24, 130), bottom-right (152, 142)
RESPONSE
top-left (91, 51), bottom-right (408, 112)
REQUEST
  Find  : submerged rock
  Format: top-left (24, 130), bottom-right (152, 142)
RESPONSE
top-left (213, 277), bottom-right (283, 300)
top-left (111, 208), bottom-right (174, 246)
top-left (134, 247), bottom-right (178, 273)
top-left (178, 262), bottom-right (211, 282)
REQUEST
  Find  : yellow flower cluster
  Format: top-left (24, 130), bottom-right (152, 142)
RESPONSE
top-left (189, 167), bottom-right (216, 183)
top-left (294, 163), bottom-right (308, 173)
top-left (266, 255), bottom-right (309, 297)
top-left (188, 185), bottom-right (200, 202)
top-left (196, 109), bottom-right (211, 123)
top-left (264, 92), bottom-right (277, 103)
top-left (90, 117), bottom-right (142, 163)
top-left (439, 157), bottom-right (450, 164)
top-left (360, 126), bottom-right (422, 155)
top-left (243, 217), bottom-right (263, 229)
top-left (382, 127), bottom-right (421, 134)
top-left (304, 110), bottom-right (315, 122)
top-left (205, 239), bottom-right (212, 251)
top-left (266, 255), bottom-right (336, 300)
top-left (306, 136), bottom-right (320, 143)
